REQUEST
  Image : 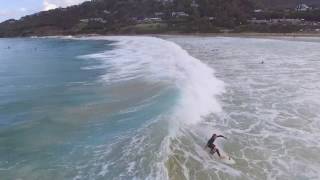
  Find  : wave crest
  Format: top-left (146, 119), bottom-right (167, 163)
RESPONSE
top-left (79, 36), bottom-right (225, 125)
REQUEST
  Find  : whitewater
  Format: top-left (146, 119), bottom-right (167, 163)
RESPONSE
top-left (72, 36), bottom-right (226, 179)
top-left (1, 36), bottom-right (320, 180)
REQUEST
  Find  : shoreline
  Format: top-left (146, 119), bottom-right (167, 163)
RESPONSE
top-left (2, 32), bottom-right (320, 39)
top-left (153, 32), bottom-right (320, 38)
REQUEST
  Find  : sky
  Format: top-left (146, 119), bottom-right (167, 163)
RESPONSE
top-left (0, 0), bottom-right (88, 22)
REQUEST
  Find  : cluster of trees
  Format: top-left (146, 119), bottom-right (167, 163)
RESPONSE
top-left (1, 0), bottom-right (319, 36)
top-left (0, 0), bottom-right (164, 36)
top-left (0, 0), bottom-right (256, 36)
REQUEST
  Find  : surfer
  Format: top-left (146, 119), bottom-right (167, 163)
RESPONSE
top-left (206, 134), bottom-right (227, 157)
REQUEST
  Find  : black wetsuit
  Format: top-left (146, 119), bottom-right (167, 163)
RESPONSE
top-left (207, 135), bottom-right (225, 157)
top-left (207, 135), bottom-right (224, 147)
top-left (207, 137), bottom-right (215, 148)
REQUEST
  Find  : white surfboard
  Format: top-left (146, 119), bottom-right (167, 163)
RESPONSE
top-left (214, 153), bottom-right (236, 165)
top-left (206, 147), bottom-right (236, 165)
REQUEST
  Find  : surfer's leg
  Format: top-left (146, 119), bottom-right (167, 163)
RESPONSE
top-left (216, 148), bottom-right (221, 157)
top-left (207, 144), bottom-right (213, 153)
top-left (210, 147), bottom-right (216, 154)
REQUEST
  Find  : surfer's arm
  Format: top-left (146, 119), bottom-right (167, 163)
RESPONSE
top-left (217, 135), bottom-right (227, 139)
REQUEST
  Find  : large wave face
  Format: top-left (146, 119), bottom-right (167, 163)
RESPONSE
top-left (79, 36), bottom-right (225, 125)
top-left (72, 36), bottom-right (225, 179)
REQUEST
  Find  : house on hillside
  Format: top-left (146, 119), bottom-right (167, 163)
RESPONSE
top-left (208, 17), bottom-right (216, 21)
top-left (154, 12), bottom-right (164, 17)
top-left (191, 0), bottom-right (199, 8)
top-left (296, 4), bottom-right (311, 11)
top-left (248, 18), bottom-right (269, 24)
top-left (80, 18), bottom-right (107, 23)
top-left (103, 10), bottom-right (111, 14)
top-left (172, 12), bottom-right (189, 17)
top-left (143, 17), bottom-right (163, 23)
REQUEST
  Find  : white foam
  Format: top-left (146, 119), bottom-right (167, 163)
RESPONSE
top-left (78, 36), bottom-right (225, 126)
top-left (71, 36), bottom-right (226, 179)
top-left (68, 35), bottom-right (320, 180)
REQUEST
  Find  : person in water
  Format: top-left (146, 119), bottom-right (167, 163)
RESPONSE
top-left (206, 134), bottom-right (227, 157)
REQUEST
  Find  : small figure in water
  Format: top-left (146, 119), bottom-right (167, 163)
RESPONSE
top-left (206, 133), bottom-right (227, 157)
top-left (261, 60), bottom-right (264, 64)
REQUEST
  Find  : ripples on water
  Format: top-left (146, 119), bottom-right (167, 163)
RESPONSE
top-left (1, 36), bottom-right (320, 180)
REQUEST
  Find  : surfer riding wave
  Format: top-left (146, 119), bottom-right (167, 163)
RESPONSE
top-left (206, 133), bottom-right (227, 158)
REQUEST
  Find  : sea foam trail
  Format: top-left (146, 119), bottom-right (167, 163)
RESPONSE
top-left (77, 36), bottom-right (225, 126)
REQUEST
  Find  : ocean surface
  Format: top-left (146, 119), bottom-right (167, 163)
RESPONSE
top-left (0, 36), bottom-right (320, 180)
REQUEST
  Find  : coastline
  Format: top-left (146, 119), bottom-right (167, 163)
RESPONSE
top-left (154, 32), bottom-right (320, 43)
top-left (153, 32), bottom-right (320, 38)
top-left (2, 32), bottom-right (320, 39)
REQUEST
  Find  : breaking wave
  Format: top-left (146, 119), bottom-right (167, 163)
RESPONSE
top-left (73, 36), bottom-right (225, 179)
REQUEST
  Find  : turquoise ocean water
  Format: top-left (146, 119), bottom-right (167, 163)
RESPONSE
top-left (1, 36), bottom-right (320, 180)
top-left (0, 37), bottom-right (183, 179)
